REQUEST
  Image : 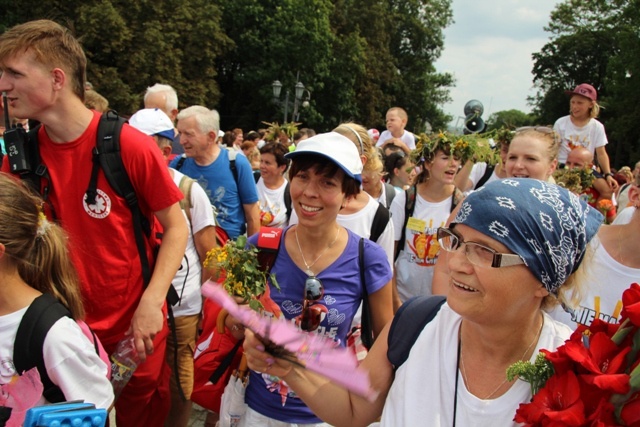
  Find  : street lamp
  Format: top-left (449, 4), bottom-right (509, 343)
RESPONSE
top-left (272, 77), bottom-right (311, 123)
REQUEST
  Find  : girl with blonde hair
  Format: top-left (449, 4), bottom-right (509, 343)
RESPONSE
top-left (0, 173), bottom-right (113, 413)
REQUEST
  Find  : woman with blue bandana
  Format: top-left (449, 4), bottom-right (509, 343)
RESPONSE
top-left (242, 178), bottom-right (603, 427)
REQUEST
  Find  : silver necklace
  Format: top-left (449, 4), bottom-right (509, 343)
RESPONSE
top-left (460, 317), bottom-right (543, 400)
top-left (294, 225), bottom-right (340, 276)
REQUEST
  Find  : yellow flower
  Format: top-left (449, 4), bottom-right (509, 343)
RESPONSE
top-left (202, 235), bottom-right (280, 311)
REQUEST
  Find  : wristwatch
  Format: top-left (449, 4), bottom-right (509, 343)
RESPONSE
top-left (604, 172), bottom-right (614, 178)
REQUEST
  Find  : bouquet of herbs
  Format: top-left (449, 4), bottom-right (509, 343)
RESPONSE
top-left (204, 235), bottom-right (279, 311)
top-left (508, 283), bottom-right (640, 426)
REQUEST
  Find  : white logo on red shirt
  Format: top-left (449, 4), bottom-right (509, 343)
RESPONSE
top-left (83, 189), bottom-right (111, 219)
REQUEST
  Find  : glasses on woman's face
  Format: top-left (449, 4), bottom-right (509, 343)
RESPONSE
top-left (437, 227), bottom-right (525, 268)
top-left (300, 276), bottom-right (324, 331)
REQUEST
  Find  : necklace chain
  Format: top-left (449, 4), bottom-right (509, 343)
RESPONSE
top-left (294, 225), bottom-right (340, 276)
top-left (459, 317), bottom-right (543, 400)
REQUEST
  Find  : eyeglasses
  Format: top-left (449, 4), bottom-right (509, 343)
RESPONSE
top-left (300, 276), bottom-right (324, 331)
top-left (436, 227), bottom-right (525, 268)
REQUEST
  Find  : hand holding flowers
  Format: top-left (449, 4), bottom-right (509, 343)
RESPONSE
top-left (204, 235), bottom-right (279, 311)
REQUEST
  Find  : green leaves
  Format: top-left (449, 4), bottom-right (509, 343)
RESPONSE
top-left (0, 0), bottom-right (456, 134)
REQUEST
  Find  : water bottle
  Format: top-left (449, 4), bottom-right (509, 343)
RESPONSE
top-left (110, 336), bottom-right (141, 399)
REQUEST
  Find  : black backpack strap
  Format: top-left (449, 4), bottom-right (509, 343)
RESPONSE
top-left (175, 154), bottom-right (187, 171)
top-left (369, 202), bottom-right (390, 243)
top-left (209, 338), bottom-right (243, 384)
top-left (14, 293), bottom-right (71, 403)
top-left (383, 182), bottom-right (396, 209)
top-left (359, 238), bottom-right (374, 350)
top-left (284, 181), bottom-right (292, 221)
top-left (87, 111), bottom-right (154, 287)
top-left (227, 149), bottom-right (241, 204)
top-left (387, 295), bottom-right (446, 370)
top-left (394, 185), bottom-right (416, 261)
top-left (474, 164), bottom-right (495, 190)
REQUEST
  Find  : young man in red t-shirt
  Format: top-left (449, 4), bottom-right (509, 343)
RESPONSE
top-left (0, 20), bottom-right (188, 426)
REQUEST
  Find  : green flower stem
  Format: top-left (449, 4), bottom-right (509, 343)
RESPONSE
top-left (611, 318), bottom-right (632, 345)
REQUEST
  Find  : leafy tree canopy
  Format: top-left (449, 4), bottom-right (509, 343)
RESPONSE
top-left (530, 0), bottom-right (640, 167)
top-left (486, 109), bottom-right (536, 131)
top-left (0, 0), bottom-right (455, 134)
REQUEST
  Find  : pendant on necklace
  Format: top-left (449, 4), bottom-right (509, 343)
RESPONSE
top-left (305, 268), bottom-right (314, 276)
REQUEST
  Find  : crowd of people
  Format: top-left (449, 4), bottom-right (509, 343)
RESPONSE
top-left (0, 18), bottom-right (639, 427)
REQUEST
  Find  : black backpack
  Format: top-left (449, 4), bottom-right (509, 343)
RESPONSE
top-left (20, 111), bottom-right (167, 295)
top-left (387, 295), bottom-right (447, 369)
top-left (13, 293), bottom-right (109, 403)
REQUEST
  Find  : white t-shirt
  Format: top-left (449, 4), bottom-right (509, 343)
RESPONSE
top-left (553, 116), bottom-right (608, 163)
top-left (612, 206), bottom-right (635, 225)
top-left (0, 306), bottom-right (113, 409)
top-left (468, 163), bottom-right (501, 191)
top-left (171, 170), bottom-right (216, 317)
top-left (380, 304), bottom-right (572, 427)
top-left (616, 184), bottom-right (632, 212)
top-left (375, 130), bottom-right (416, 150)
top-left (390, 190), bottom-right (452, 301)
top-left (256, 177), bottom-right (289, 228)
top-left (549, 236), bottom-right (640, 328)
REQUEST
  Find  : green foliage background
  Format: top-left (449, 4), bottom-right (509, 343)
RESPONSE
top-left (529, 0), bottom-right (640, 168)
top-left (0, 0), bottom-right (455, 132)
top-left (4, 0), bottom-right (638, 167)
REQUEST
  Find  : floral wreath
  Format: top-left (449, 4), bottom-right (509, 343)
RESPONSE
top-left (262, 121), bottom-right (301, 143)
top-left (553, 167), bottom-right (596, 196)
top-left (410, 130), bottom-right (500, 166)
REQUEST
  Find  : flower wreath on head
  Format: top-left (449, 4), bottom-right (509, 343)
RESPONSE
top-left (553, 167), bottom-right (596, 196)
top-left (410, 130), bottom-right (500, 167)
top-left (262, 121), bottom-right (301, 143)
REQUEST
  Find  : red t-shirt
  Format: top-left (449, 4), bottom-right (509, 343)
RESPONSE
top-left (3, 112), bottom-right (182, 344)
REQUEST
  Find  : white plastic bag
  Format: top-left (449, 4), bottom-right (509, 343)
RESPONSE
top-left (217, 355), bottom-right (249, 427)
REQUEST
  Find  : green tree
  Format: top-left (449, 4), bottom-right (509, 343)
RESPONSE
top-left (0, 0), bottom-right (232, 114)
top-left (485, 109), bottom-right (536, 131)
top-left (214, 0), bottom-right (335, 131)
top-left (381, 0), bottom-right (455, 131)
top-left (530, 0), bottom-right (640, 167)
top-left (1, 0), bottom-right (456, 134)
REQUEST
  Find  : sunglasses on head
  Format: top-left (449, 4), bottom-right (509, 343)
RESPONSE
top-left (300, 276), bottom-right (324, 332)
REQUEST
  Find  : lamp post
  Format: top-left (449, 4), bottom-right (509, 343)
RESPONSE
top-left (272, 77), bottom-right (311, 123)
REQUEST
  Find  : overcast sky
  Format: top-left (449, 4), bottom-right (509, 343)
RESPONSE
top-left (434, 0), bottom-right (561, 128)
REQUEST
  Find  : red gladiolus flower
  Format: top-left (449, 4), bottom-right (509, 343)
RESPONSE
top-left (514, 371), bottom-right (586, 426)
top-left (621, 283), bottom-right (640, 327)
top-left (584, 397), bottom-right (616, 426)
top-left (562, 332), bottom-right (631, 394)
top-left (619, 392), bottom-right (640, 426)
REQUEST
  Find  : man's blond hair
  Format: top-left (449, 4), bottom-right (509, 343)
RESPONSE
top-left (0, 20), bottom-right (87, 100)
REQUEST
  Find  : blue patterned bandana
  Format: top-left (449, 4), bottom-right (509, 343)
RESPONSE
top-left (452, 178), bottom-right (603, 294)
